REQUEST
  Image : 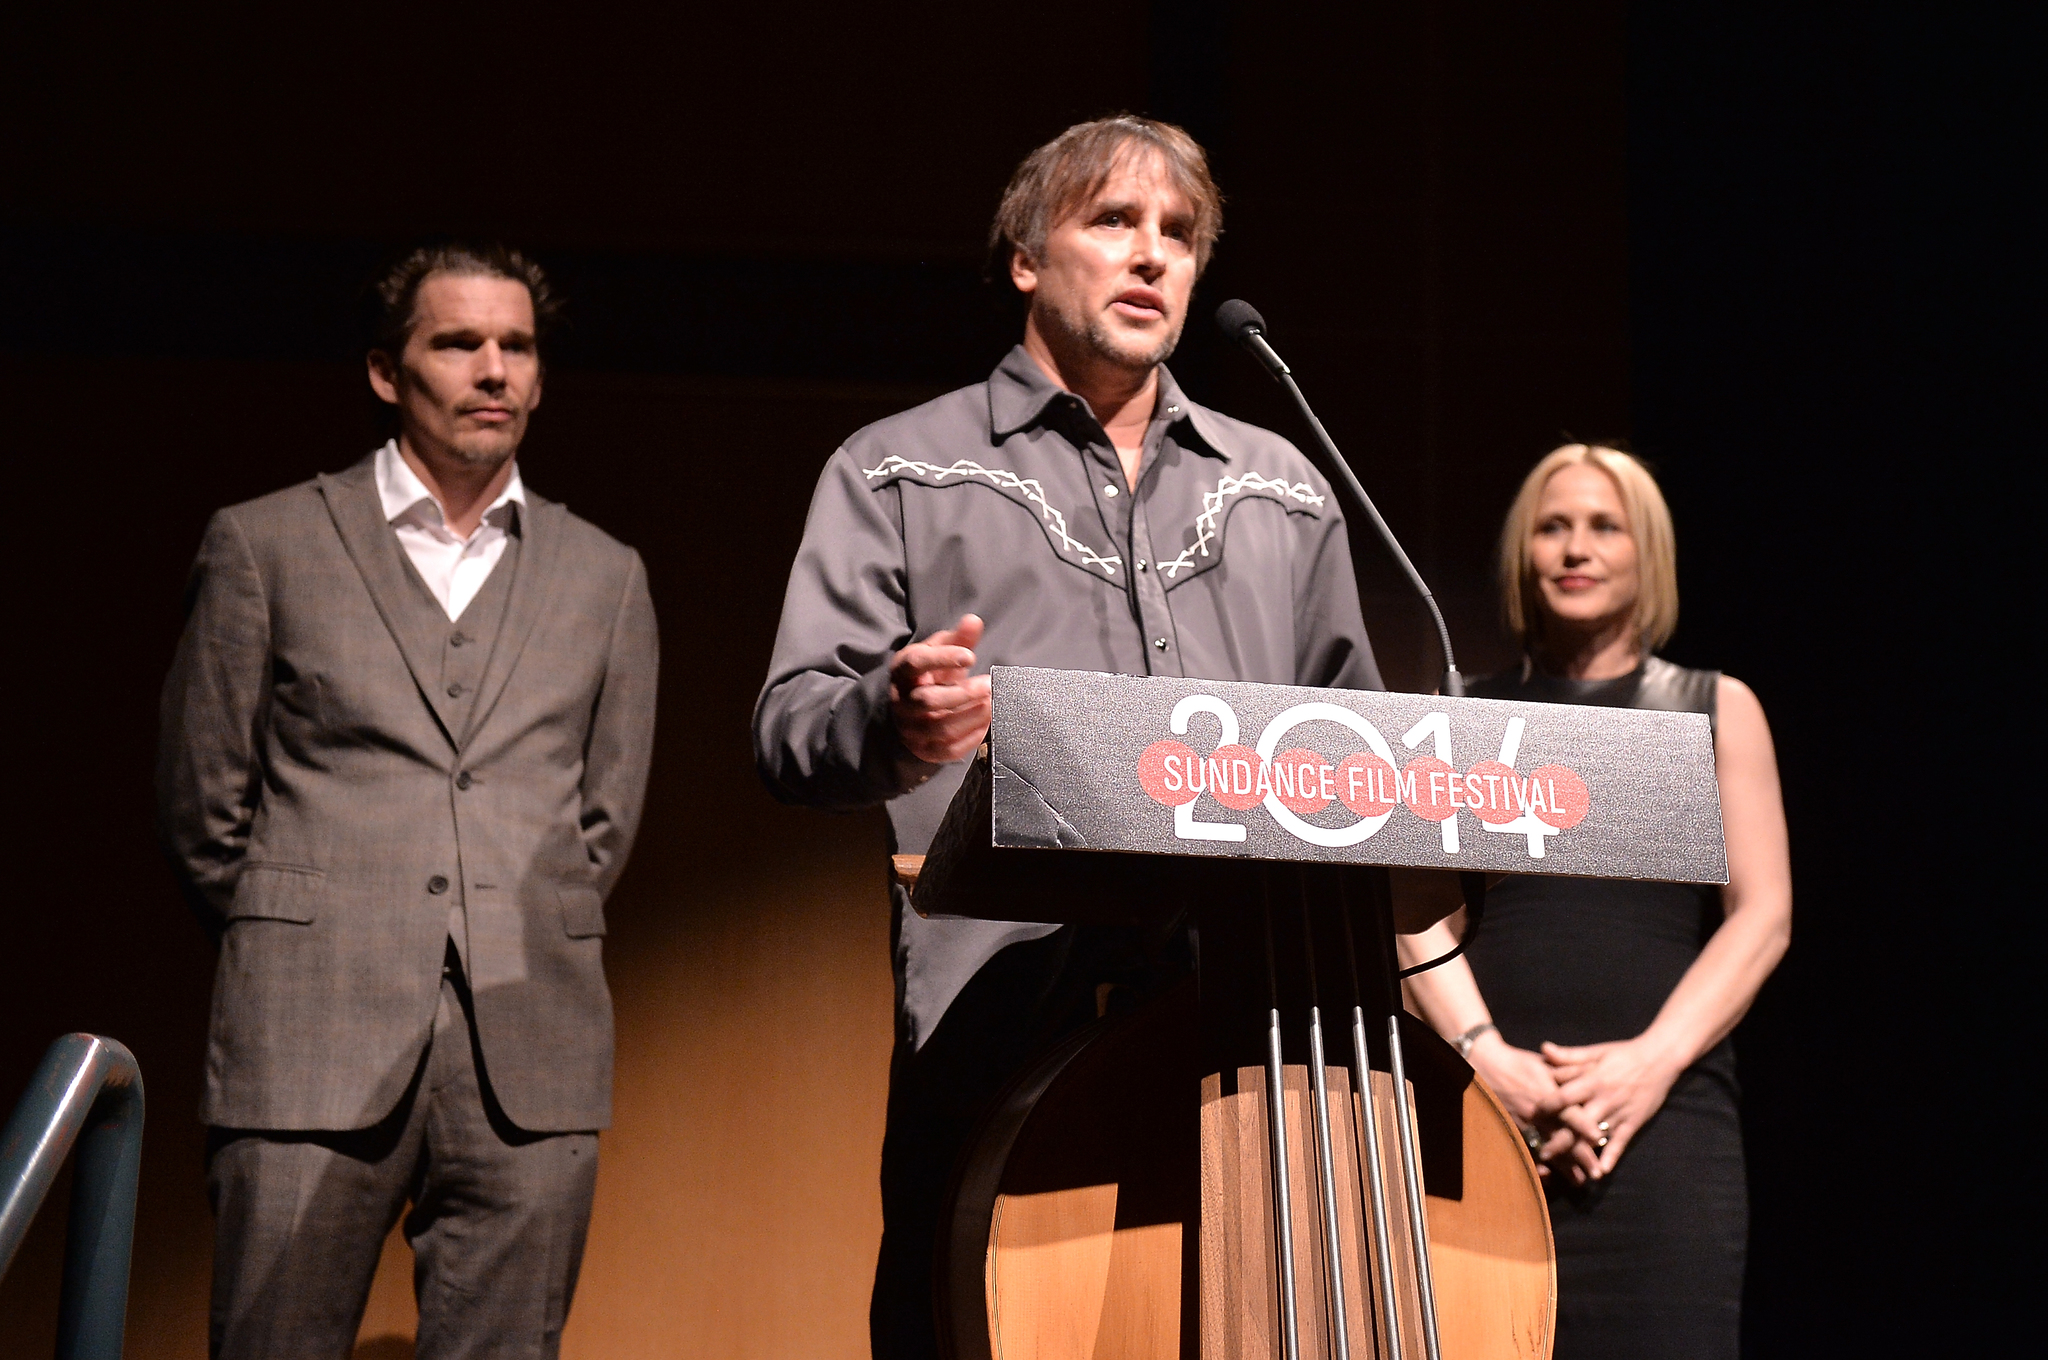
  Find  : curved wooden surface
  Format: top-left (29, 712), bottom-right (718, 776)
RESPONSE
top-left (948, 984), bottom-right (1195, 1360)
top-left (947, 986), bottom-right (1554, 1360)
top-left (1427, 1075), bottom-right (1555, 1360)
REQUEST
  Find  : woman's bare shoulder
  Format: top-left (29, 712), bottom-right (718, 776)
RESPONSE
top-left (1714, 674), bottom-right (1775, 758)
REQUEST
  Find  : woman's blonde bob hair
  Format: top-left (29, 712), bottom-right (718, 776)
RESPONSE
top-left (1499, 444), bottom-right (1680, 653)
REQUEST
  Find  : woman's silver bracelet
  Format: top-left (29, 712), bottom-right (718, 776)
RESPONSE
top-left (1454, 1021), bottom-right (1499, 1059)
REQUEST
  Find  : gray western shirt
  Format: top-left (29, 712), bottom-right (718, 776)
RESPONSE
top-left (755, 346), bottom-right (1383, 1045)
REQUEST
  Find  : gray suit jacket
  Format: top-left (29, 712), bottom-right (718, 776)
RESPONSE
top-left (157, 454), bottom-right (658, 1133)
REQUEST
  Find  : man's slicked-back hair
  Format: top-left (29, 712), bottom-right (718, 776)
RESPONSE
top-left (988, 115), bottom-right (1224, 285)
top-left (369, 241), bottom-right (560, 359)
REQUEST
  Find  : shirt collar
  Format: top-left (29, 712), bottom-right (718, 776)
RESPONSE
top-left (1150, 367), bottom-right (1232, 461)
top-left (373, 439), bottom-right (526, 531)
top-left (985, 345), bottom-right (1231, 461)
top-left (987, 346), bottom-right (1078, 438)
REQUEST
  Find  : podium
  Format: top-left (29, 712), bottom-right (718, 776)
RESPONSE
top-left (908, 667), bottom-right (1725, 1360)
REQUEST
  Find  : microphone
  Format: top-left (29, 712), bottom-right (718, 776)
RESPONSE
top-left (1219, 299), bottom-right (1485, 980)
top-left (1215, 299), bottom-right (1291, 377)
top-left (1214, 298), bottom-right (1465, 698)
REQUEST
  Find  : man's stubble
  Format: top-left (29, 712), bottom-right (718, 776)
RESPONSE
top-left (1038, 296), bottom-right (1186, 376)
top-left (443, 436), bottom-right (520, 471)
top-left (1087, 314), bottom-right (1181, 372)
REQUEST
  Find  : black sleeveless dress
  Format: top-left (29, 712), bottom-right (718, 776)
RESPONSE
top-left (1467, 657), bottom-right (1746, 1359)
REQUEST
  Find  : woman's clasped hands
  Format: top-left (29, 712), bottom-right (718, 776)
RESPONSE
top-left (1465, 1030), bottom-right (1683, 1185)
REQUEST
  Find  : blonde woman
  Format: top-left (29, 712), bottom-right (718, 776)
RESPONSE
top-left (1402, 444), bottom-right (1791, 1359)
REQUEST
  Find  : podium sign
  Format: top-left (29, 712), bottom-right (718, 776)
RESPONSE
top-left (988, 666), bottom-right (1726, 885)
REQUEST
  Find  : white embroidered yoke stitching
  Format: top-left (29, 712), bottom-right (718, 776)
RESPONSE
top-left (1156, 472), bottom-right (1326, 580)
top-left (864, 455), bottom-right (1122, 577)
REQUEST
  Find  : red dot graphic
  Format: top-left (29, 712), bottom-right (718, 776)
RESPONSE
top-left (1137, 739), bottom-right (1201, 807)
top-left (1402, 756), bottom-right (1457, 822)
top-left (1529, 764), bottom-right (1591, 829)
top-left (1463, 760), bottom-right (1527, 826)
top-left (1207, 744), bottom-right (1268, 811)
top-left (1270, 748), bottom-right (1334, 814)
top-left (1337, 752), bottom-right (1397, 817)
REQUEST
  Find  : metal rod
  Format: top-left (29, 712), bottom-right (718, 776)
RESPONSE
top-left (1265, 1007), bottom-right (1303, 1360)
top-left (1350, 1009), bottom-right (1404, 1360)
top-left (1258, 875), bottom-right (1304, 1360)
top-left (1307, 1007), bottom-right (1352, 1360)
top-left (1294, 880), bottom-right (1348, 1360)
top-left (0, 1033), bottom-right (145, 1360)
top-left (1386, 1017), bottom-right (1444, 1360)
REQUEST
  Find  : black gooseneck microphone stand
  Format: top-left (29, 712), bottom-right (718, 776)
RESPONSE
top-left (1214, 298), bottom-right (1465, 699)
top-left (1215, 298), bottom-right (1483, 986)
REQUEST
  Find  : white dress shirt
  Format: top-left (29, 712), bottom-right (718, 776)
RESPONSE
top-left (374, 440), bottom-right (526, 621)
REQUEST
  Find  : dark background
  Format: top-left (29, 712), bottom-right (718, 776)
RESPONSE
top-left (1, 1), bottom-right (2029, 1354)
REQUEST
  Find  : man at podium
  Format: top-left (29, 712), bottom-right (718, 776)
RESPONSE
top-left (754, 115), bottom-right (1382, 1359)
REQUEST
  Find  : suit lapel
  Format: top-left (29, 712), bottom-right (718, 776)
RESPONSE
top-left (460, 494), bottom-right (562, 750)
top-left (317, 458), bottom-right (461, 751)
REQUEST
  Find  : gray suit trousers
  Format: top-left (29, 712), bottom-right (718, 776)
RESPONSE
top-left (207, 958), bottom-right (598, 1360)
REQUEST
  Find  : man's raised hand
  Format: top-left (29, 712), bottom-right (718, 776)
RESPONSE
top-left (890, 614), bottom-right (993, 765)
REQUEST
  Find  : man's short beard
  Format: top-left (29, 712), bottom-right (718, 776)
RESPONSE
top-left (1038, 297), bottom-right (1184, 373)
top-left (443, 432), bottom-right (520, 469)
top-left (1082, 314), bottom-right (1182, 371)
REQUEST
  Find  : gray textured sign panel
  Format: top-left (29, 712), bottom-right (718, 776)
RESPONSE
top-left (988, 666), bottom-right (1727, 884)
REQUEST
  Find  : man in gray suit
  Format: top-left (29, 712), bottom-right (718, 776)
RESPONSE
top-left (158, 242), bottom-right (658, 1359)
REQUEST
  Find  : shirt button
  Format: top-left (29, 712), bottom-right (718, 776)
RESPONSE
top-left (456, 772), bottom-right (474, 790)
top-left (1136, 560), bottom-right (1148, 572)
top-left (1102, 484), bottom-right (1119, 497)
top-left (1153, 637), bottom-right (1169, 651)
top-left (427, 875), bottom-right (450, 895)
top-left (446, 683), bottom-right (464, 698)
top-left (449, 633), bottom-right (467, 647)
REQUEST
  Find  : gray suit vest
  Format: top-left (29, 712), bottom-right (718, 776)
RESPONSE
top-left (387, 529), bottom-right (523, 964)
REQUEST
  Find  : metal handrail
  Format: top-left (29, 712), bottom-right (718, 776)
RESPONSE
top-left (1, 1034), bottom-right (145, 1360)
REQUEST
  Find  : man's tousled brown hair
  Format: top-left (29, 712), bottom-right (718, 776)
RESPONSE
top-left (988, 115), bottom-right (1223, 284)
top-left (369, 241), bottom-right (560, 358)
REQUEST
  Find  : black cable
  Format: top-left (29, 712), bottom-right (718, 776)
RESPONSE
top-left (1395, 874), bottom-right (1489, 979)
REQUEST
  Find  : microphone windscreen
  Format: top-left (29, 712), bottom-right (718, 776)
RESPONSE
top-left (1215, 298), bottom-right (1267, 341)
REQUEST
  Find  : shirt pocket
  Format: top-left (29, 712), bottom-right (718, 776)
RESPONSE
top-left (227, 864), bottom-right (325, 924)
top-left (558, 885), bottom-right (607, 939)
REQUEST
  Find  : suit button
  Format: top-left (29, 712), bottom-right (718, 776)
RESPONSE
top-left (446, 683), bottom-right (463, 698)
top-left (449, 632), bottom-right (467, 647)
top-left (455, 772), bottom-right (473, 790)
top-left (1153, 637), bottom-right (1169, 650)
top-left (427, 875), bottom-right (450, 895)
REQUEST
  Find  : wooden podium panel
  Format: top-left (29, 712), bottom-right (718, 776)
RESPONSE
top-left (919, 667), bottom-right (1727, 1360)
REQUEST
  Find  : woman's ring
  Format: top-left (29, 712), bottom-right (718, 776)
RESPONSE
top-left (1597, 1120), bottom-right (1612, 1133)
